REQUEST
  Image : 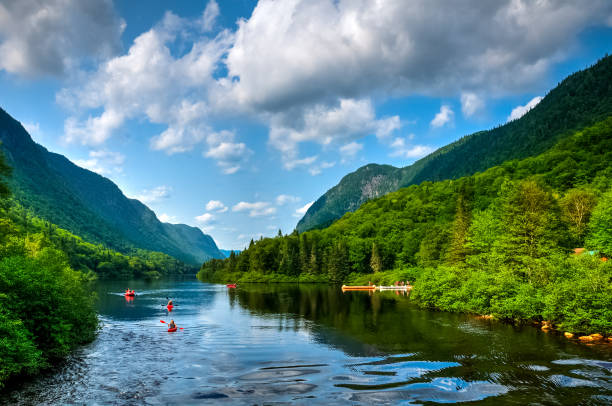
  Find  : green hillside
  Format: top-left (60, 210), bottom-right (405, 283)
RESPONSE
top-left (297, 55), bottom-right (612, 232)
top-left (200, 117), bottom-right (612, 334)
top-left (0, 108), bottom-right (223, 265)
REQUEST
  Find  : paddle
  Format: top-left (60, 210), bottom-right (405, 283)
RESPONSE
top-left (159, 320), bottom-right (183, 329)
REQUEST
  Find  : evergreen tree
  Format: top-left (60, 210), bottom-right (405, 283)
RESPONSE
top-left (299, 234), bottom-right (309, 273)
top-left (327, 240), bottom-right (349, 282)
top-left (446, 191), bottom-right (472, 264)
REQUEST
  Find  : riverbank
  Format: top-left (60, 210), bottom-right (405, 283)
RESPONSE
top-left (198, 254), bottom-right (611, 340)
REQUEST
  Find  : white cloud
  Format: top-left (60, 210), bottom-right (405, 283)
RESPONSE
top-left (205, 200), bottom-right (228, 212)
top-left (284, 155), bottom-right (318, 171)
top-left (55, 0), bottom-right (612, 174)
top-left (430, 105), bottom-right (454, 128)
top-left (133, 185), bottom-right (171, 205)
top-left (308, 161), bottom-right (336, 176)
top-left (59, 8), bottom-right (233, 153)
top-left (232, 201), bottom-right (277, 217)
top-left (158, 213), bottom-right (178, 223)
top-left (195, 212), bottom-right (215, 223)
top-left (74, 149), bottom-right (125, 176)
top-left (460, 92), bottom-right (484, 117)
top-left (200, 0), bottom-right (220, 32)
top-left (22, 121), bottom-right (42, 141)
top-left (294, 201), bottom-right (314, 217)
top-left (269, 98), bottom-right (400, 166)
top-left (224, 0), bottom-right (612, 110)
top-left (390, 137), bottom-right (434, 159)
top-left (204, 137), bottom-right (253, 174)
top-left (276, 195), bottom-right (301, 205)
top-left (340, 142), bottom-right (363, 162)
top-left (0, 0), bottom-right (124, 77)
top-left (507, 96), bottom-right (543, 122)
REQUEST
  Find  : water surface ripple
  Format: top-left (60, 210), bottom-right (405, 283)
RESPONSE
top-left (5, 279), bottom-right (611, 404)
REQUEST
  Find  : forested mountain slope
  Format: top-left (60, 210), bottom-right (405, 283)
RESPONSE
top-left (200, 117), bottom-right (612, 334)
top-left (0, 108), bottom-right (223, 264)
top-left (297, 55), bottom-right (612, 232)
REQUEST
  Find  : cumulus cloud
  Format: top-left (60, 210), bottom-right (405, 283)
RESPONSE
top-left (294, 201), bottom-right (314, 217)
top-left (309, 161), bottom-right (335, 176)
top-left (133, 185), bottom-right (171, 205)
top-left (205, 200), bottom-right (228, 212)
top-left (269, 98), bottom-right (399, 167)
top-left (232, 201), bottom-right (277, 217)
top-left (56, 0), bottom-right (612, 173)
top-left (195, 212), bottom-right (215, 223)
top-left (340, 142), bottom-right (363, 163)
top-left (58, 7), bottom-right (235, 156)
top-left (74, 149), bottom-right (125, 176)
top-left (158, 213), bottom-right (178, 223)
top-left (200, 0), bottom-right (220, 32)
top-left (507, 96), bottom-right (543, 122)
top-left (222, 0), bottom-right (612, 110)
top-left (276, 195), bottom-right (300, 205)
top-left (0, 0), bottom-right (124, 77)
top-left (460, 92), bottom-right (485, 117)
top-left (430, 105), bottom-right (454, 128)
top-left (389, 137), bottom-right (434, 160)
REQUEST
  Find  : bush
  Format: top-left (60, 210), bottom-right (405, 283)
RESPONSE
top-left (0, 249), bottom-right (98, 387)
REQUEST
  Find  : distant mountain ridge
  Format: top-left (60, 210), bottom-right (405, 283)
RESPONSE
top-left (297, 55), bottom-right (612, 232)
top-left (0, 108), bottom-right (223, 265)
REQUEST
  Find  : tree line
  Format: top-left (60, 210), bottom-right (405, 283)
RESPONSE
top-left (199, 118), bottom-right (612, 334)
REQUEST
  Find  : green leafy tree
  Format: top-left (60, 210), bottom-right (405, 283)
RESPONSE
top-left (586, 188), bottom-right (612, 256)
top-left (370, 242), bottom-right (383, 273)
top-left (560, 188), bottom-right (597, 245)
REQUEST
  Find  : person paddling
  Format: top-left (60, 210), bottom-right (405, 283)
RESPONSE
top-left (167, 300), bottom-right (173, 306)
top-left (168, 320), bottom-right (176, 329)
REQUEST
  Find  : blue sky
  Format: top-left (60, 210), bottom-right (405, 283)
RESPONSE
top-left (1, 0), bottom-right (612, 250)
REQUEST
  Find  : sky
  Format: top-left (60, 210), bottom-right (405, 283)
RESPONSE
top-left (1, 0), bottom-right (612, 250)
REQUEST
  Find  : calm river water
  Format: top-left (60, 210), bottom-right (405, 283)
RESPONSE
top-left (5, 278), bottom-right (612, 405)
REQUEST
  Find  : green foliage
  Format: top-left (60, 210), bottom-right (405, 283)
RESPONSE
top-left (298, 55), bottom-right (612, 232)
top-left (200, 116), bottom-right (612, 334)
top-left (586, 189), bottom-right (612, 256)
top-left (0, 108), bottom-right (222, 265)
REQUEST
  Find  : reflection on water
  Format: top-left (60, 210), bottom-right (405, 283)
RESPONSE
top-left (5, 280), bottom-right (611, 405)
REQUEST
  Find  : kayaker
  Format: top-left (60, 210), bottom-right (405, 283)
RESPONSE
top-left (168, 320), bottom-right (176, 329)
top-left (167, 300), bottom-right (173, 306)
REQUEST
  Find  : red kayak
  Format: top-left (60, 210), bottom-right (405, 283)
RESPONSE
top-left (226, 284), bottom-right (237, 288)
top-left (125, 292), bottom-right (135, 297)
top-left (167, 327), bottom-right (177, 332)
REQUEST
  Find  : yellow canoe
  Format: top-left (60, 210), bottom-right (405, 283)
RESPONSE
top-left (341, 285), bottom-right (376, 291)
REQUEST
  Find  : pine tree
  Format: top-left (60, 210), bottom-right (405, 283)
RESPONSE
top-left (299, 234), bottom-right (309, 273)
top-left (328, 240), bottom-right (349, 282)
top-left (446, 192), bottom-right (471, 264)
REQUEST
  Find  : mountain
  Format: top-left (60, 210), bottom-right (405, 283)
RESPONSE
top-left (297, 55), bottom-right (612, 232)
top-left (0, 108), bottom-right (223, 265)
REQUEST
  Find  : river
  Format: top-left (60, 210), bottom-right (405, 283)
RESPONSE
top-left (5, 278), bottom-right (611, 404)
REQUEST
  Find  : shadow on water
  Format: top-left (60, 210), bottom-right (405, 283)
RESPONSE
top-left (4, 280), bottom-right (611, 405)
